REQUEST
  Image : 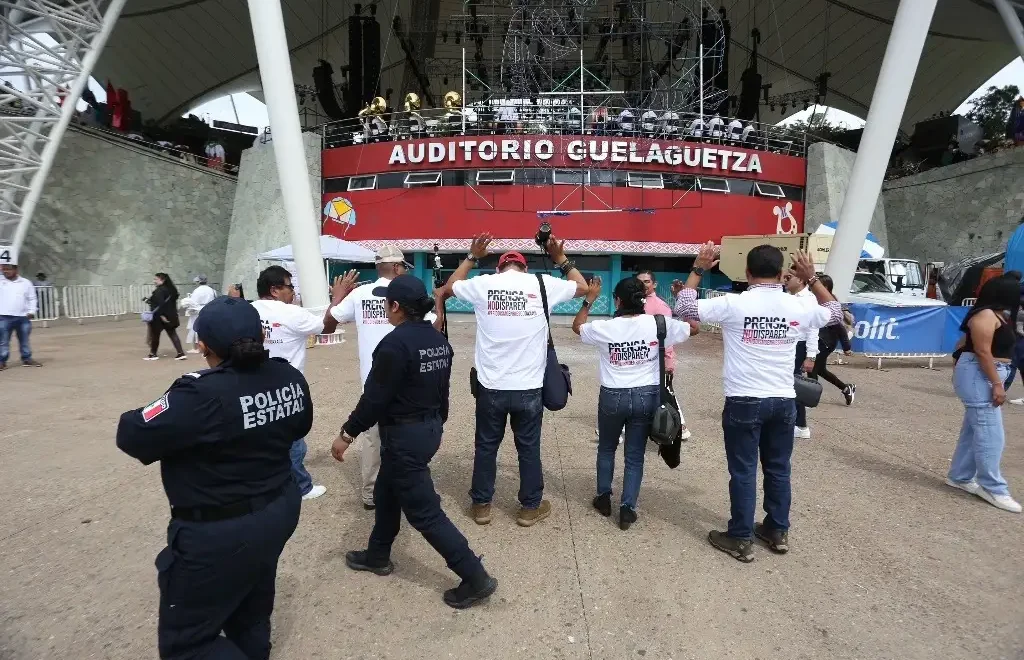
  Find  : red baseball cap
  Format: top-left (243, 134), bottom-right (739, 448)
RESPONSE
top-left (498, 251), bottom-right (527, 270)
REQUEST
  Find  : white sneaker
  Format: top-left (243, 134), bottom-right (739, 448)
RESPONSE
top-left (945, 477), bottom-right (980, 495)
top-left (1008, 398), bottom-right (1024, 406)
top-left (618, 432), bottom-right (624, 445)
top-left (680, 427), bottom-right (692, 441)
top-left (794, 426), bottom-right (811, 439)
top-left (302, 484), bottom-right (327, 501)
top-left (593, 428), bottom-right (600, 443)
top-left (975, 488), bottom-right (1022, 513)
top-left (187, 349), bottom-right (200, 354)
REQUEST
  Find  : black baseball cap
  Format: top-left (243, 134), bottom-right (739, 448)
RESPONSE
top-left (372, 274), bottom-right (432, 307)
top-left (194, 296), bottom-right (262, 357)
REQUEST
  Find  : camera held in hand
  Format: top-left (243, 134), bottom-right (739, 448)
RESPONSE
top-left (534, 221), bottom-right (552, 248)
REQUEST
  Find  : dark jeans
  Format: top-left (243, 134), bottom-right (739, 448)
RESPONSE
top-left (367, 417), bottom-right (484, 581)
top-left (1002, 339), bottom-right (1024, 391)
top-left (471, 385), bottom-right (544, 508)
top-left (721, 396), bottom-right (797, 539)
top-left (0, 315), bottom-right (31, 364)
top-left (794, 341), bottom-right (808, 427)
top-left (156, 484), bottom-right (301, 660)
top-left (596, 385), bottom-right (659, 510)
top-left (149, 320), bottom-right (184, 356)
top-left (812, 346), bottom-right (848, 392)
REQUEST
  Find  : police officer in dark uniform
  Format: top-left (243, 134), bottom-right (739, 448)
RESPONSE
top-left (331, 274), bottom-right (497, 609)
top-left (116, 296), bottom-right (313, 659)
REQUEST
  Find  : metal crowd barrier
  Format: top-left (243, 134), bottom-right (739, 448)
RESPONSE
top-left (32, 286), bottom-right (60, 326)
top-left (62, 285), bottom-right (132, 322)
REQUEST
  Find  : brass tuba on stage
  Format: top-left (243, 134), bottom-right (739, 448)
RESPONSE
top-left (443, 90), bottom-right (462, 110)
top-left (403, 92), bottom-right (421, 112)
top-left (358, 96), bottom-right (387, 117)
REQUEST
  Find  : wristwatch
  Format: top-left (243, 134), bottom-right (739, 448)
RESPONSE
top-left (581, 299), bottom-right (591, 308)
top-left (466, 254), bottom-right (479, 263)
top-left (338, 430), bottom-right (353, 444)
top-left (691, 266), bottom-right (706, 277)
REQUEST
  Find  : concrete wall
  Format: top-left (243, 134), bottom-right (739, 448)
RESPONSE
top-left (804, 142), bottom-right (889, 250)
top-left (19, 127), bottom-right (236, 287)
top-left (884, 148), bottom-right (1024, 266)
top-left (221, 132), bottom-right (323, 297)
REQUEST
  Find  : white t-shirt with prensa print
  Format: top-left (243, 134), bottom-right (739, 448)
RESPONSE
top-left (251, 299), bottom-right (324, 374)
top-left (452, 271), bottom-right (577, 390)
top-left (580, 314), bottom-right (691, 388)
top-left (697, 285), bottom-right (832, 399)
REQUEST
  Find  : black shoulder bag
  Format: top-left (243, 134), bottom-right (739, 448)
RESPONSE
top-left (536, 273), bottom-right (572, 411)
top-left (650, 314), bottom-right (682, 445)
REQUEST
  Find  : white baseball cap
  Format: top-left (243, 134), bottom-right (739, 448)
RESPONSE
top-left (375, 245), bottom-right (412, 268)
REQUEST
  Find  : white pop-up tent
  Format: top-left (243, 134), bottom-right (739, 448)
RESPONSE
top-left (257, 235), bottom-right (376, 263)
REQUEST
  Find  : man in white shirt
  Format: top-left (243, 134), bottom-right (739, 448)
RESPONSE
top-left (442, 232), bottom-right (588, 528)
top-left (330, 245), bottom-right (440, 510)
top-left (673, 242), bottom-right (840, 562)
top-left (0, 263), bottom-right (41, 369)
top-left (688, 116), bottom-right (705, 139)
top-left (183, 275), bottom-right (218, 353)
top-left (727, 118), bottom-right (744, 142)
top-left (252, 265), bottom-right (345, 501)
top-left (785, 270), bottom-right (819, 439)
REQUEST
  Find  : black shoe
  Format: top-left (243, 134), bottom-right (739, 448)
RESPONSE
top-left (843, 384), bottom-right (856, 406)
top-left (363, 502), bottom-right (376, 511)
top-left (0, 363), bottom-right (6, 371)
top-left (443, 573), bottom-right (498, 609)
top-left (754, 523), bottom-right (789, 554)
top-left (345, 550), bottom-right (394, 576)
top-left (708, 530), bottom-right (755, 563)
top-left (174, 354), bottom-right (187, 361)
top-left (21, 359), bottom-right (41, 367)
top-left (619, 505), bottom-right (637, 530)
top-left (592, 493), bottom-right (611, 517)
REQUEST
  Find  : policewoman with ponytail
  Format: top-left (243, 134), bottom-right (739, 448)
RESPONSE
top-left (332, 274), bottom-right (497, 610)
top-left (573, 277), bottom-right (697, 529)
top-left (116, 296), bottom-right (313, 659)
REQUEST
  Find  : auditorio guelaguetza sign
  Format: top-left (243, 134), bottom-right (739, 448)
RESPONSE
top-left (387, 138), bottom-right (765, 173)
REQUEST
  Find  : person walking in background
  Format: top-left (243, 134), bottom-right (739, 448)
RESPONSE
top-left (573, 276), bottom-right (696, 530)
top-left (0, 261), bottom-right (41, 370)
top-left (810, 275), bottom-right (856, 405)
top-left (946, 276), bottom-right (1022, 513)
top-left (441, 232), bottom-right (588, 528)
top-left (33, 272), bottom-right (51, 287)
top-left (182, 275), bottom-right (217, 354)
top-left (252, 265), bottom-right (345, 501)
top-left (636, 270), bottom-right (691, 440)
top-left (674, 243), bottom-right (841, 562)
top-left (784, 269), bottom-right (819, 439)
top-left (144, 273), bottom-right (186, 362)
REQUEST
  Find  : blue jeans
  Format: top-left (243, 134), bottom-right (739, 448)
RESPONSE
top-left (290, 438), bottom-right (313, 496)
top-left (721, 396), bottom-right (797, 539)
top-left (471, 386), bottom-right (544, 508)
top-left (596, 385), bottom-right (659, 510)
top-left (0, 315), bottom-right (32, 364)
top-left (949, 354), bottom-right (1011, 495)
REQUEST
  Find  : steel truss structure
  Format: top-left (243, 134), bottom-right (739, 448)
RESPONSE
top-left (0, 0), bottom-right (125, 252)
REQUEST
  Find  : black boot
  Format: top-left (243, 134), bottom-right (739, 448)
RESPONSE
top-left (592, 493), bottom-right (611, 517)
top-left (619, 505), bottom-right (637, 530)
top-left (443, 571), bottom-right (498, 609)
top-left (345, 550), bottom-right (394, 576)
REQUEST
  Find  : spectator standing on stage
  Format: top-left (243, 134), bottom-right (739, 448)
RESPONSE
top-left (329, 245), bottom-right (439, 510)
top-left (145, 273), bottom-right (186, 362)
top-left (0, 262), bottom-right (41, 369)
top-left (573, 276), bottom-right (696, 530)
top-left (784, 270), bottom-right (819, 439)
top-left (674, 243), bottom-right (841, 562)
top-left (442, 233), bottom-right (588, 527)
top-left (252, 265), bottom-right (345, 501)
top-left (946, 276), bottom-right (1021, 513)
top-left (33, 272), bottom-right (51, 287)
top-left (637, 270), bottom-right (691, 440)
top-left (808, 275), bottom-right (856, 405)
top-left (182, 275), bottom-right (217, 354)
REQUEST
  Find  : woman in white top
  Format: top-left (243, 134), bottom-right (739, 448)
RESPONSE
top-left (573, 277), bottom-right (696, 529)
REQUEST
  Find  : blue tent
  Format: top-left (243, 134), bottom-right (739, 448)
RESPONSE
top-left (1006, 223), bottom-right (1024, 275)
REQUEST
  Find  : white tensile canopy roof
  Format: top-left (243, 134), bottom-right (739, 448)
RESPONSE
top-left (257, 235), bottom-right (376, 263)
top-left (94, 0), bottom-right (1020, 131)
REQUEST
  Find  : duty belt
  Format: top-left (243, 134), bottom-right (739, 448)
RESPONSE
top-left (171, 483), bottom-right (287, 523)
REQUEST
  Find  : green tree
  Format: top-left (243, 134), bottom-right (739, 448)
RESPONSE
top-left (964, 84), bottom-right (1020, 141)
top-left (775, 115), bottom-right (850, 145)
